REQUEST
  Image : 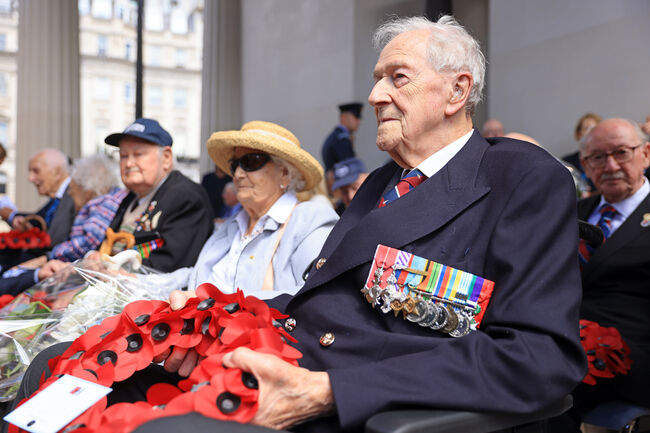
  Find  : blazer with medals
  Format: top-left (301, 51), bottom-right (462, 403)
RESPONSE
top-left (269, 131), bottom-right (586, 432)
top-left (109, 170), bottom-right (214, 273)
top-left (578, 193), bottom-right (650, 406)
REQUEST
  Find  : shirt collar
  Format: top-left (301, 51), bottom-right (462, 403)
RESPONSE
top-left (234, 191), bottom-right (298, 234)
top-left (598, 177), bottom-right (650, 219)
top-left (135, 173), bottom-right (169, 204)
top-left (55, 177), bottom-right (71, 199)
top-left (413, 129), bottom-right (474, 178)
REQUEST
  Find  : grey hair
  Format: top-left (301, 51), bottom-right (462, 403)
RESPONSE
top-left (372, 15), bottom-right (486, 115)
top-left (270, 156), bottom-right (305, 192)
top-left (579, 118), bottom-right (650, 153)
top-left (71, 155), bottom-right (119, 196)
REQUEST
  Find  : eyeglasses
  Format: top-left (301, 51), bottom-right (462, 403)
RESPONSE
top-left (229, 153), bottom-right (271, 174)
top-left (582, 145), bottom-right (642, 168)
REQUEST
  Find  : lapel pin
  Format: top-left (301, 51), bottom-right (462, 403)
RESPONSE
top-left (641, 213), bottom-right (650, 228)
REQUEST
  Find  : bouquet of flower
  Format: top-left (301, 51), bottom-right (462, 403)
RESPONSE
top-left (0, 251), bottom-right (170, 401)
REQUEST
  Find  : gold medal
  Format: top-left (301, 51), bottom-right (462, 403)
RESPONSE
top-left (390, 299), bottom-right (403, 317)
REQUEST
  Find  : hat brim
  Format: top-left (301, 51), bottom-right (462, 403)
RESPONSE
top-left (104, 132), bottom-right (169, 147)
top-left (332, 172), bottom-right (361, 191)
top-left (207, 131), bottom-right (323, 192)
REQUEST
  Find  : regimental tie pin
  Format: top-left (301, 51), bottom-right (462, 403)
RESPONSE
top-left (641, 213), bottom-right (650, 228)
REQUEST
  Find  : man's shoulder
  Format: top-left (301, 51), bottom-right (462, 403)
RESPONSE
top-left (481, 136), bottom-right (568, 178)
top-left (159, 171), bottom-right (208, 200)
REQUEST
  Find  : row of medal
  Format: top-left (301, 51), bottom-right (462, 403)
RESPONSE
top-left (361, 264), bottom-right (476, 338)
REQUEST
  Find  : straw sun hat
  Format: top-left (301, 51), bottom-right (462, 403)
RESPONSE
top-left (207, 121), bottom-right (323, 192)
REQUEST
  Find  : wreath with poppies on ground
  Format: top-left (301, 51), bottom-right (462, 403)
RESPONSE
top-left (8, 283), bottom-right (301, 433)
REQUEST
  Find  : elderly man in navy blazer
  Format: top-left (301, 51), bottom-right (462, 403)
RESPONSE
top-left (9, 15), bottom-right (585, 433)
top-left (549, 118), bottom-right (650, 431)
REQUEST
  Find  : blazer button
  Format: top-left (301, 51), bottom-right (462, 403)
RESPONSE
top-left (315, 258), bottom-right (326, 270)
top-left (319, 332), bottom-right (335, 347)
top-left (284, 318), bottom-right (296, 332)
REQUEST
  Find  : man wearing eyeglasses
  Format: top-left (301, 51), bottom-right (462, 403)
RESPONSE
top-left (554, 118), bottom-right (650, 431)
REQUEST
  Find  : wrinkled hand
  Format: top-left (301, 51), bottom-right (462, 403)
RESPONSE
top-left (223, 347), bottom-right (335, 430)
top-left (37, 260), bottom-right (68, 280)
top-left (0, 207), bottom-right (13, 221)
top-left (152, 290), bottom-right (200, 376)
top-left (11, 215), bottom-right (32, 231)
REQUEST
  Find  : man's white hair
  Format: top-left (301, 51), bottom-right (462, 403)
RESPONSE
top-left (372, 15), bottom-right (486, 115)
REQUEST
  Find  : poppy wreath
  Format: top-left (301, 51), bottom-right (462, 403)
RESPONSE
top-left (579, 319), bottom-right (632, 385)
top-left (0, 227), bottom-right (51, 250)
top-left (8, 283), bottom-right (302, 433)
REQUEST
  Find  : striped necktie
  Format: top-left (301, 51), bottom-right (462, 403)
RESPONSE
top-left (578, 204), bottom-right (617, 269)
top-left (378, 169), bottom-right (426, 208)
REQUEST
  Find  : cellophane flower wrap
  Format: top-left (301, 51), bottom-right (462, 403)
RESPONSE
top-left (0, 251), bottom-right (172, 401)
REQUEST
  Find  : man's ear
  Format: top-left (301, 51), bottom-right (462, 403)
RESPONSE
top-left (162, 147), bottom-right (174, 170)
top-left (445, 72), bottom-right (472, 117)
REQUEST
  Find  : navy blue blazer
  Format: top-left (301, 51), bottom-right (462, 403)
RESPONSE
top-left (271, 130), bottom-right (586, 432)
top-left (578, 193), bottom-right (650, 406)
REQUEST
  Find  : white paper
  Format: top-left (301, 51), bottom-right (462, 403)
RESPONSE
top-left (4, 375), bottom-right (112, 433)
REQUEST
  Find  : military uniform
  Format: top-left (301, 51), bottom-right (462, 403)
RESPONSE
top-left (321, 125), bottom-right (355, 173)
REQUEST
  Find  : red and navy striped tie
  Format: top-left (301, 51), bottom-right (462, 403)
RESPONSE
top-left (378, 169), bottom-right (426, 208)
top-left (578, 204), bottom-right (617, 269)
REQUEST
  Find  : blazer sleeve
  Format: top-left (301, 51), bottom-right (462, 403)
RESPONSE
top-left (142, 186), bottom-right (213, 272)
top-left (0, 270), bottom-right (37, 296)
top-left (327, 161), bottom-right (587, 428)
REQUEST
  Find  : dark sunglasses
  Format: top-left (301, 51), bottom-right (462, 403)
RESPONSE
top-left (229, 153), bottom-right (271, 174)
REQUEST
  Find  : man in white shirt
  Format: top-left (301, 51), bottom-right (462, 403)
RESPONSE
top-left (0, 148), bottom-right (75, 247)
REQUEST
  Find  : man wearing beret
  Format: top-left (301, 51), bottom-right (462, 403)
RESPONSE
top-left (8, 16), bottom-right (585, 433)
top-left (104, 118), bottom-right (214, 272)
top-left (321, 102), bottom-right (363, 173)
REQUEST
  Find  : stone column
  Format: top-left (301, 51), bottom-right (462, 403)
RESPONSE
top-left (199, 0), bottom-right (242, 175)
top-left (16, 0), bottom-right (80, 210)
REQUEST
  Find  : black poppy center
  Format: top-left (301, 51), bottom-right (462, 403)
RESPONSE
top-left (151, 323), bottom-right (171, 341)
top-left (126, 334), bottom-right (143, 352)
top-left (241, 372), bottom-right (258, 389)
top-left (216, 391), bottom-right (241, 414)
top-left (197, 297), bottom-right (215, 311)
top-left (134, 314), bottom-right (151, 326)
top-left (97, 350), bottom-right (117, 365)
top-left (223, 302), bottom-right (240, 313)
top-left (180, 318), bottom-right (195, 335)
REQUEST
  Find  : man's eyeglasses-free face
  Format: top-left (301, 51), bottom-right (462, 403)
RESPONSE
top-left (582, 145), bottom-right (642, 168)
top-left (229, 153), bottom-right (272, 174)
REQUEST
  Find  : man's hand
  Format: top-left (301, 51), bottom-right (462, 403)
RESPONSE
top-left (37, 260), bottom-right (67, 280)
top-left (11, 215), bottom-right (32, 231)
top-left (0, 207), bottom-right (13, 221)
top-left (223, 347), bottom-right (335, 430)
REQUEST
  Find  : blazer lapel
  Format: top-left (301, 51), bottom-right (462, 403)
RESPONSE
top-left (584, 194), bottom-right (650, 278)
top-left (298, 131), bottom-right (491, 295)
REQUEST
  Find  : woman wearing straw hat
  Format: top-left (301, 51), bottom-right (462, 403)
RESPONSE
top-left (158, 121), bottom-right (338, 299)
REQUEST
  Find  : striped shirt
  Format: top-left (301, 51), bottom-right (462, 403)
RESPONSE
top-left (50, 188), bottom-right (127, 262)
